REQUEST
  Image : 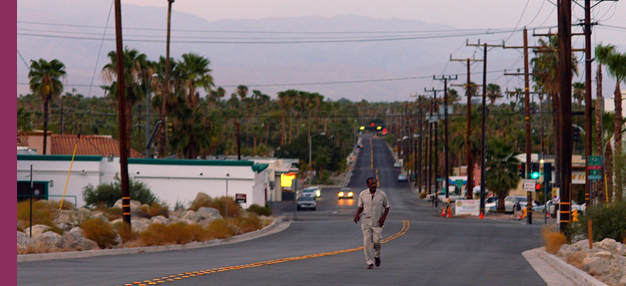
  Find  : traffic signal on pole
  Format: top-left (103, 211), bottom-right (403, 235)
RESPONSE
top-left (573, 127), bottom-right (581, 143)
top-left (544, 162), bottom-right (552, 182)
top-left (530, 162), bottom-right (540, 179)
top-left (535, 183), bottom-right (541, 191)
top-left (519, 163), bottom-right (526, 178)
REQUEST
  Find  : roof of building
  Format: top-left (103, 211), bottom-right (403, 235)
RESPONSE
top-left (50, 135), bottom-right (143, 158)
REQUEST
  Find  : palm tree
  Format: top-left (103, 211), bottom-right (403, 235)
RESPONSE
top-left (28, 58), bottom-right (66, 154)
top-left (485, 138), bottom-right (521, 212)
top-left (572, 82), bottom-right (585, 108)
top-left (101, 47), bottom-right (149, 150)
top-left (486, 83), bottom-right (502, 107)
top-left (595, 44), bottom-right (626, 202)
top-left (177, 53), bottom-right (214, 109)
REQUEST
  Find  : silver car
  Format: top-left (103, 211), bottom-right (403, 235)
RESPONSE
top-left (297, 196), bottom-right (317, 211)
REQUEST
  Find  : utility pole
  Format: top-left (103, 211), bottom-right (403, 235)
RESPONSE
top-left (582, 0), bottom-right (594, 208)
top-left (158, 0), bottom-right (174, 159)
top-left (466, 40), bottom-right (503, 217)
top-left (433, 75), bottom-right (458, 200)
top-left (114, 0), bottom-right (130, 226)
top-left (450, 53), bottom-right (484, 199)
top-left (425, 88), bottom-right (444, 199)
top-left (558, 0), bottom-right (573, 232)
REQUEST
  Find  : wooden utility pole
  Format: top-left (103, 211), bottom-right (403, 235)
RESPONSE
top-left (425, 88), bottom-right (444, 199)
top-left (114, 0), bottom-right (130, 226)
top-left (158, 0), bottom-right (175, 159)
top-left (558, 0), bottom-right (573, 231)
top-left (450, 54), bottom-right (484, 199)
top-left (584, 0), bottom-right (593, 208)
top-left (433, 76), bottom-right (458, 200)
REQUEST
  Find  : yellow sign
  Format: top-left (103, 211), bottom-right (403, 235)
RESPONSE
top-left (281, 173), bottom-right (296, 187)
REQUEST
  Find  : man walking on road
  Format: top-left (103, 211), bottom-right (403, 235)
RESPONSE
top-left (354, 177), bottom-right (390, 269)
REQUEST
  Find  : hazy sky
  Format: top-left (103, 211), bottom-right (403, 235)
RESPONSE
top-left (123, 0), bottom-right (625, 40)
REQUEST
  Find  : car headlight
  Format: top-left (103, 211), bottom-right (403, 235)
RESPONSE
top-left (348, 192), bottom-right (353, 197)
top-left (338, 192), bottom-right (344, 197)
top-left (316, 190), bottom-right (321, 197)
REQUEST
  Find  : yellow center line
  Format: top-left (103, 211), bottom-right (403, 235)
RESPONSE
top-left (120, 220), bottom-right (410, 286)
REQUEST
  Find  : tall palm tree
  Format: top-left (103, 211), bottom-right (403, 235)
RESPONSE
top-left (485, 138), bottom-right (521, 212)
top-left (595, 44), bottom-right (626, 202)
top-left (177, 53), bottom-right (214, 109)
top-left (28, 58), bottom-right (66, 154)
top-left (101, 47), bottom-right (149, 150)
top-left (572, 82), bottom-right (586, 108)
top-left (486, 83), bottom-right (502, 107)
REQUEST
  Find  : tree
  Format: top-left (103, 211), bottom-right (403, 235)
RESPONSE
top-left (485, 138), bottom-right (521, 212)
top-left (572, 82), bottom-right (585, 107)
top-left (177, 53), bottom-right (214, 109)
top-left (596, 44), bottom-right (626, 202)
top-left (487, 83), bottom-right (502, 107)
top-left (28, 58), bottom-right (66, 154)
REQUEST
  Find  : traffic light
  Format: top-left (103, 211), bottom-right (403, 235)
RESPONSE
top-left (573, 127), bottom-right (581, 143)
top-left (535, 183), bottom-right (541, 191)
top-left (530, 162), bottom-right (540, 179)
top-left (519, 163), bottom-right (526, 178)
top-left (544, 162), bottom-right (552, 182)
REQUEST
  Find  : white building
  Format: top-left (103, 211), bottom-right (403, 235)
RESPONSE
top-left (17, 154), bottom-right (278, 209)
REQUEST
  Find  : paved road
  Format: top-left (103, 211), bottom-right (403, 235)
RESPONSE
top-left (18, 134), bottom-right (550, 285)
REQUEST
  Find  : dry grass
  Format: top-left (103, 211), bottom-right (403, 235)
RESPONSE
top-left (190, 196), bottom-right (242, 218)
top-left (102, 207), bottom-right (123, 221)
top-left (17, 200), bottom-right (54, 228)
top-left (81, 217), bottom-right (119, 249)
top-left (113, 221), bottom-right (136, 243)
top-left (541, 225), bottom-right (567, 254)
top-left (137, 222), bottom-right (212, 246)
top-left (235, 213), bottom-right (262, 233)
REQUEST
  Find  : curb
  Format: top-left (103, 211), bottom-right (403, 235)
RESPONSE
top-left (525, 247), bottom-right (607, 286)
top-left (17, 217), bottom-right (291, 263)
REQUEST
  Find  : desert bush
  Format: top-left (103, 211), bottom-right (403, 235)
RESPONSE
top-left (137, 222), bottom-right (211, 246)
top-left (207, 219), bottom-right (235, 239)
top-left (418, 192), bottom-right (427, 199)
top-left (43, 225), bottom-right (64, 235)
top-left (147, 202), bottom-right (169, 218)
top-left (17, 200), bottom-right (54, 228)
top-left (189, 196), bottom-right (213, 211)
top-left (235, 213), bottom-right (262, 233)
top-left (82, 175), bottom-right (157, 208)
top-left (81, 217), bottom-right (119, 249)
top-left (570, 201), bottom-right (626, 243)
top-left (113, 221), bottom-right (136, 243)
top-left (541, 225), bottom-right (567, 254)
top-left (190, 196), bottom-right (241, 218)
top-left (247, 204), bottom-right (272, 216)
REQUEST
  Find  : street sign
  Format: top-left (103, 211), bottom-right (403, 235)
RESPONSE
top-left (523, 179), bottom-right (536, 192)
top-left (235, 193), bottom-right (247, 203)
top-left (436, 178), bottom-right (445, 182)
top-left (588, 155), bottom-right (602, 166)
top-left (455, 179), bottom-right (464, 187)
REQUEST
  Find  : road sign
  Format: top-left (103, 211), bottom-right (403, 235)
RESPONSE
top-left (235, 193), bottom-right (247, 203)
top-left (588, 155), bottom-right (602, 166)
top-left (455, 179), bottom-right (464, 187)
top-left (436, 178), bottom-right (445, 182)
top-left (523, 179), bottom-right (536, 192)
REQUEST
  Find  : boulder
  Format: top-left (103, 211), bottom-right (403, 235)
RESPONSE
top-left (62, 232), bottom-right (98, 250)
top-left (69, 227), bottom-right (83, 234)
top-left (584, 256), bottom-right (613, 275)
top-left (24, 225), bottom-right (51, 237)
top-left (17, 231), bottom-right (32, 248)
top-left (151, 215), bottom-right (170, 225)
top-left (191, 192), bottom-right (211, 207)
top-left (197, 207), bottom-right (222, 220)
top-left (180, 210), bottom-right (201, 222)
top-left (32, 231), bottom-right (64, 249)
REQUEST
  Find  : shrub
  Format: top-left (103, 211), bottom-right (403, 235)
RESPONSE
top-left (189, 196), bottom-right (213, 211)
top-left (43, 225), bottom-right (64, 236)
top-left (235, 213), bottom-right (262, 233)
top-left (147, 202), bottom-right (169, 218)
top-left (247, 204), bottom-right (272, 216)
top-left (81, 217), bottom-right (119, 249)
top-left (418, 192), bottom-right (427, 199)
top-left (102, 207), bottom-right (123, 221)
top-left (137, 222), bottom-right (211, 246)
top-left (17, 200), bottom-right (54, 228)
top-left (82, 174), bottom-right (157, 208)
top-left (207, 219), bottom-right (235, 239)
top-left (570, 201), bottom-right (626, 243)
top-left (190, 196), bottom-right (241, 218)
top-left (113, 221), bottom-right (136, 243)
top-left (541, 225), bottom-right (567, 254)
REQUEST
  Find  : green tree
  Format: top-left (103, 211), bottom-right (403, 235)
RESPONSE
top-left (82, 175), bottom-right (157, 208)
top-left (485, 138), bottom-right (521, 212)
top-left (28, 58), bottom-right (66, 154)
top-left (177, 53), bottom-right (214, 109)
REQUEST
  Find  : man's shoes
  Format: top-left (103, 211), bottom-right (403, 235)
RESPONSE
top-left (375, 257), bottom-right (381, 267)
top-left (367, 264), bottom-right (374, 269)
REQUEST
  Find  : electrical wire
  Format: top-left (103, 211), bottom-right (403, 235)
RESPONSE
top-left (87, 0), bottom-right (114, 98)
top-left (17, 49), bottom-right (30, 70)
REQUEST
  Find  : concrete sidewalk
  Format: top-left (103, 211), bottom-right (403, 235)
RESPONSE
top-left (523, 247), bottom-right (607, 286)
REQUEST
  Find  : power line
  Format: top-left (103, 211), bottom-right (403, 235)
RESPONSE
top-left (87, 0), bottom-right (114, 98)
top-left (17, 49), bottom-right (30, 70)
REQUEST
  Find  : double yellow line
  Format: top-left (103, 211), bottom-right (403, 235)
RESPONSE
top-left (121, 220), bottom-right (410, 286)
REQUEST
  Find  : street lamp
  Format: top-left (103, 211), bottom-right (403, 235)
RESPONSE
top-left (145, 73), bottom-right (158, 158)
top-left (309, 132), bottom-right (326, 165)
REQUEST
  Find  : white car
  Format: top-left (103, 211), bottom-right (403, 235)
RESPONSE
top-left (486, 195), bottom-right (536, 213)
top-left (534, 200), bottom-right (585, 214)
top-left (301, 186), bottom-right (321, 199)
top-left (297, 196), bottom-right (317, 211)
top-left (393, 162), bottom-right (401, 168)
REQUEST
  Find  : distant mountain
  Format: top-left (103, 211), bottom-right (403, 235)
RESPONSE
top-left (17, 1), bottom-right (521, 102)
